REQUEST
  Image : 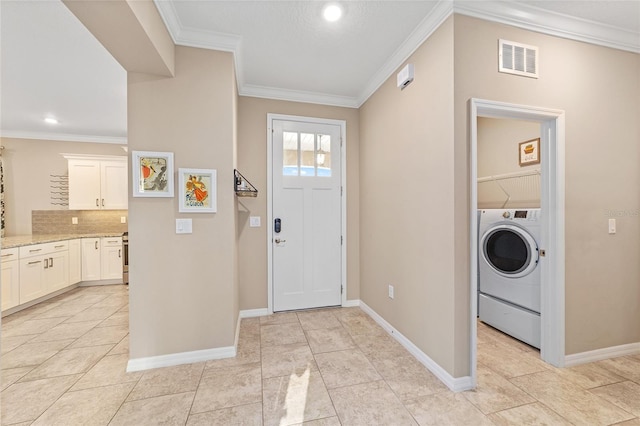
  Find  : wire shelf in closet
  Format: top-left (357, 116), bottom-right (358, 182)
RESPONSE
top-left (477, 169), bottom-right (540, 209)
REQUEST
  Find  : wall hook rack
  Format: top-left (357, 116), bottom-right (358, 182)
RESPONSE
top-left (234, 169), bottom-right (258, 197)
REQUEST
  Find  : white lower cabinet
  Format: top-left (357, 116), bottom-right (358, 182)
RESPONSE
top-left (19, 255), bottom-right (47, 304)
top-left (81, 238), bottom-right (102, 282)
top-left (47, 249), bottom-right (69, 292)
top-left (69, 239), bottom-right (82, 285)
top-left (81, 237), bottom-right (123, 282)
top-left (101, 237), bottom-right (123, 280)
top-left (1, 248), bottom-right (20, 311)
top-left (18, 242), bottom-right (70, 304)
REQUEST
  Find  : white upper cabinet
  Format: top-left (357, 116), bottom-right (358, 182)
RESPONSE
top-left (66, 155), bottom-right (128, 210)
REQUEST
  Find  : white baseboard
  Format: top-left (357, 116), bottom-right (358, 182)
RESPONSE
top-left (239, 301), bottom-right (361, 317)
top-left (127, 345), bottom-right (236, 372)
top-left (78, 279), bottom-right (123, 286)
top-left (239, 308), bottom-right (270, 318)
top-left (359, 301), bottom-right (473, 392)
top-left (564, 342), bottom-right (640, 367)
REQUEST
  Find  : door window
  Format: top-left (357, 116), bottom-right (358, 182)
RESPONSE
top-left (283, 131), bottom-right (332, 177)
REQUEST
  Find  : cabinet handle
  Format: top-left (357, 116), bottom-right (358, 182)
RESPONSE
top-left (118, 249), bottom-right (121, 258)
top-left (28, 260), bottom-right (42, 265)
top-left (1, 253), bottom-right (13, 258)
top-left (95, 241), bottom-right (98, 250)
top-left (50, 257), bottom-right (54, 268)
top-left (54, 245), bottom-right (65, 248)
top-left (44, 259), bottom-right (49, 269)
top-left (102, 199), bottom-right (105, 207)
top-left (96, 198), bottom-right (100, 207)
top-left (29, 248), bottom-right (42, 253)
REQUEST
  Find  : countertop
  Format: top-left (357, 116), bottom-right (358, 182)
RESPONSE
top-left (2, 233), bottom-right (125, 249)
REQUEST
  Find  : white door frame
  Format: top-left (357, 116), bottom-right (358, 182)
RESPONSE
top-left (267, 113), bottom-right (347, 313)
top-left (469, 98), bottom-right (566, 386)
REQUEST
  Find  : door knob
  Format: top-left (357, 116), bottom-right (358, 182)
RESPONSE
top-left (275, 238), bottom-right (287, 244)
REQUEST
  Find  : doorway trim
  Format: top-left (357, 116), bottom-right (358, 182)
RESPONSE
top-left (266, 113), bottom-right (347, 314)
top-left (470, 98), bottom-right (566, 386)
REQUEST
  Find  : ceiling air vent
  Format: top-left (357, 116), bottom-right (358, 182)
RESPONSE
top-left (499, 39), bottom-right (538, 79)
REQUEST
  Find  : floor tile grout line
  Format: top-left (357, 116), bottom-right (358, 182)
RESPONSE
top-left (5, 289), bottom-right (640, 425)
top-left (184, 357), bottom-right (209, 422)
top-left (28, 363), bottom-right (85, 425)
top-left (307, 313), bottom-right (344, 425)
top-left (259, 316), bottom-right (266, 426)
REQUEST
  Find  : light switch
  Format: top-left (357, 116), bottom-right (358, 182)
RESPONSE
top-left (249, 216), bottom-right (261, 227)
top-left (608, 218), bottom-right (616, 234)
top-left (176, 218), bottom-right (193, 234)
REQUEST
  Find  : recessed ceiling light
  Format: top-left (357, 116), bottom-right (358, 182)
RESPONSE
top-left (44, 117), bottom-right (59, 124)
top-left (323, 4), bottom-right (342, 22)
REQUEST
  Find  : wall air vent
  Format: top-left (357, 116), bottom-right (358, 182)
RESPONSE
top-left (499, 39), bottom-right (538, 79)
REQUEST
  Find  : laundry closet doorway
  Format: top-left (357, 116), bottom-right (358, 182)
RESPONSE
top-left (469, 99), bottom-right (566, 387)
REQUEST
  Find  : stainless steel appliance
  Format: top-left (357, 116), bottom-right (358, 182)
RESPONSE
top-left (122, 232), bottom-right (129, 285)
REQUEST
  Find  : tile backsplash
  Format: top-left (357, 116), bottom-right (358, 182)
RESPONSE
top-left (32, 210), bottom-right (128, 235)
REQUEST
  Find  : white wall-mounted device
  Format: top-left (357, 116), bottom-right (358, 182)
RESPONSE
top-left (176, 218), bottom-right (193, 234)
top-left (397, 64), bottom-right (414, 90)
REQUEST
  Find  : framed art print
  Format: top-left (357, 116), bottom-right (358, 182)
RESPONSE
top-left (132, 151), bottom-right (174, 197)
top-left (519, 138), bottom-right (540, 166)
top-left (178, 168), bottom-right (217, 213)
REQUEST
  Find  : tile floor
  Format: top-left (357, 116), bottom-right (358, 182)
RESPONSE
top-left (2, 284), bottom-right (640, 425)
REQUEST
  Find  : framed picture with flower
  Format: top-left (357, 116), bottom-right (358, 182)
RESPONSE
top-left (178, 168), bottom-right (217, 213)
top-left (132, 151), bottom-right (174, 197)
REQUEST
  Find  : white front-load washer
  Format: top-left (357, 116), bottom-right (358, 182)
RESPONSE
top-left (478, 208), bottom-right (541, 348)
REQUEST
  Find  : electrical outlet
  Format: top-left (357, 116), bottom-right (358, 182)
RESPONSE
top-left (388, 285), bottom-right (394, 299)
top-left (121, 216), bottom-right (127, 224)
top-left (71, 217), bottom-right (78, 225)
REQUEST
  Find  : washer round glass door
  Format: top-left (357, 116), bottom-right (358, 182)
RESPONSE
top-left (481, 224), bottom-right (538, 278)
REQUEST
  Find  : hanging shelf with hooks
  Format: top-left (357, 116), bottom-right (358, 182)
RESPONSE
top-left (234, 169), bottom-right (258, 197)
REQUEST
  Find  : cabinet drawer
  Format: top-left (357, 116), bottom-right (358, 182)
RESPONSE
top-left (101, 237), bottom-right (122, 248)
top-left (20, 244), bottom-right (48, 259)
top-left (1, 247), bottom-right (19, 263)
top-left (48, 241), bottom-right (69, 253)
top-left (19, 241), bottom-right (69, 259)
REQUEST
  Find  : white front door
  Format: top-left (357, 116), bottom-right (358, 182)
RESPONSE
top-left (271, 118), bottom-right (342, 311)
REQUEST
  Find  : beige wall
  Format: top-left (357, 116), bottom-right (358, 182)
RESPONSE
top-left (0, 137), bottom-right (126, 236)
top-left (236, 97), bottom-right (360, 310)
top-left (359, 18), bottom-right (457, 374)
top-left (477, 118), bottom-right (540, 178)
top-left (127, 46), bottom-right (238, 358)
top-left (477, 118), bottom-right (540, 208)
top-left (453, 15), bottom-right (640, 356)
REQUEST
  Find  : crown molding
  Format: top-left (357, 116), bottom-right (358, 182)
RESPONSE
top-left (155, 0), bottom-right (639, 109)
top-left (240, 84), bottom-right (359, 109)
top-left (357, 0), bottom-right (454, 107)
top-left (454, 1), bottom-right (640, 54)
top-left (171, 27), bottom-right (242, 53)
top-left (153, 0), bottom-right (180, 45)
top-left (0, 130), bottom-right (127, 145)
